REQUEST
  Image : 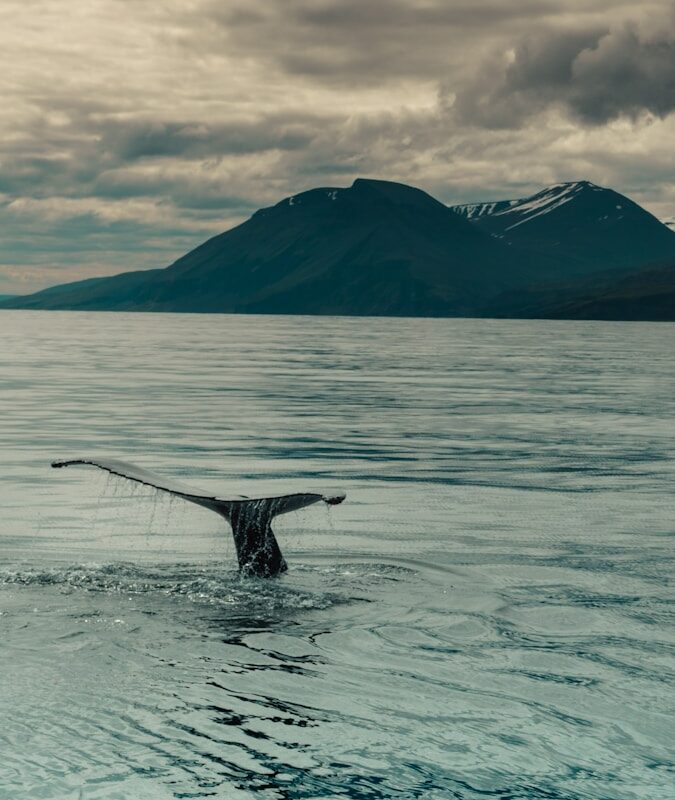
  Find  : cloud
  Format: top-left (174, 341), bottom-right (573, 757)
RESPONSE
top-left (453, 15), bottom-right (675, 127)
top-left (100, 115), bottom-right (322, 161)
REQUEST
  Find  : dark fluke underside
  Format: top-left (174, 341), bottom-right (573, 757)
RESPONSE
top-left (52, 458), bottom-right (345, 578)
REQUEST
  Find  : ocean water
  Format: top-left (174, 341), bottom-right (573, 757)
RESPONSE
top-left (0, 310), bottom-right (673, 800)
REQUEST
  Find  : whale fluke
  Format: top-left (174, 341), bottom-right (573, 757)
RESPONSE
top-left (52, 458), bottom-right (345, 577)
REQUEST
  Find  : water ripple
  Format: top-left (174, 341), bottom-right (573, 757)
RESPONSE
top-left (0, 313), bottom-right (673, 799)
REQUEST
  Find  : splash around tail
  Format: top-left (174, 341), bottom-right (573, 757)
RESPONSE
top-left (51, 458), bottom-right (345, 578)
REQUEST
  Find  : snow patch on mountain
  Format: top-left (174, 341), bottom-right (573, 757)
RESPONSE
top-left (452, 199), bottom-right (516, 220)
top-left (493, 182), bottom-right (590, 231)
top-left (452, 181), bottom-right (600, 228)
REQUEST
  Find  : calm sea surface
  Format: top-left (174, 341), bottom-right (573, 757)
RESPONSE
top-left (0, 310), bottom-right (673, 800)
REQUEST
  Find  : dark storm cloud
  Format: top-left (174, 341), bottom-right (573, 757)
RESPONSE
top-left (0, 104), bottom-right (333, 208)
top-left (200, 0), bottom-right (568, 83)
top-left (102, 116), bottom-right (321, 161)
top-left (570, 23), bottom-right (675, 123)
top-left (453, 18), bottom-right (675, 127)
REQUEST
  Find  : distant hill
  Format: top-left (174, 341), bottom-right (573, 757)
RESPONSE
top-left (2, 178), bottom-right (675, 320)
top-left (551, 261), bottom-right (675, 321)
top-left (491, 258), bottom-right (675, 321)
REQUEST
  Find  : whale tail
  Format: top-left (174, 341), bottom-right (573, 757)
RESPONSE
top-left (52, 458), bottom-right (345, 577)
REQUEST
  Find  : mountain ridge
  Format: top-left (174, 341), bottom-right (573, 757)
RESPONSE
top-left (2, 177), bottom-right (674, 320)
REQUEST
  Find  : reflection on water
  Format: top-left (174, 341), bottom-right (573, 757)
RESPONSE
top-left (0, 311), bottom-right (673, 799)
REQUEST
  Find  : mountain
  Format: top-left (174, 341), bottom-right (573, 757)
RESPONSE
top-left (451, 181), bottom-right (675, 277)
top-left (2, 178), bottom-right (674, 320)
top-left (0, 179), bottom-right (557, 317)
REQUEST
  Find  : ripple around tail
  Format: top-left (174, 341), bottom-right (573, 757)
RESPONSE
top-left (0, 561), bottom-right (415, 615)
top-left (0, 562), bottom-right (336, 612)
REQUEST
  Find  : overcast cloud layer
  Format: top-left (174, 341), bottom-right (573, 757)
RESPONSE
top-left (1, 0), bottom-right (674, 293)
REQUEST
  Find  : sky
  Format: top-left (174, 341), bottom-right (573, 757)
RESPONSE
top-left (1, 0), bottom-right (674, 294)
